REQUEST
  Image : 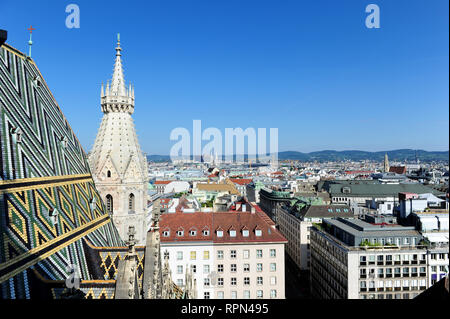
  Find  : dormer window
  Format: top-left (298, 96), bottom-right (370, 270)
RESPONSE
top-left (217, 230), bottom-right (223, 237)
top-left (202, 229), bottom-right (210, 236)
top-left (163, 230), bottom-right (170, 237)
top-left (255, 229), bottom-right (262, 237)
top-left (177, 229), bottom-right (184, 237)
top-left (229, 230), bottom-right (236, 237)
top-left (242, 230), bottom-right (249, 237)
top-left (190, 230), bottom-right (197, 236)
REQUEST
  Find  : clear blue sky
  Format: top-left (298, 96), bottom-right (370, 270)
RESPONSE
top-left (1, 0), bottom-right (448, 154)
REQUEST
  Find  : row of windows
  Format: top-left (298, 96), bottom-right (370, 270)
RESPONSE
top-left (163, 229), bottom-right (210, 237)
top-left (204, 290), bottom-right (278, 299)
top-left (360, 253), bottom-right (427, 264)
top-left (360, 279), bottom-right (426, 290)
top-left (168, 249), bottom-right (277, 261)
top-left (430, 253), bottom-right (449, 260)
top-left (361, 293), bottom-right (419, 299)
top-left (203, 276), bottom-right (277, 287)
top-left (163, 229), bottom-right (263, 238)
top-left (176, 262), bottom-right (278, 274)
top-left (105, 193), bottom-right (135, 213)
top-left (360, 266), bottom-right (427, 278)
top-left (431, 265), bottom-right (448, 272)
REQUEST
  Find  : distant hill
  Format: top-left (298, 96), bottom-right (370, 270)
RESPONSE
top-left (147, 149), bottom-right (449, 163)
top-left (277, 149), bottom-right (449, 162)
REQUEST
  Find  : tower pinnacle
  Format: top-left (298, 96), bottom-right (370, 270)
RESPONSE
top-left (27, 25), bottom-right (35, 57)
top-left (101, 34), bottom-right (134, 113)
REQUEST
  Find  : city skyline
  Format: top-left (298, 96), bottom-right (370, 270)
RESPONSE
top-left (0, 0), bottom-right (448, 155)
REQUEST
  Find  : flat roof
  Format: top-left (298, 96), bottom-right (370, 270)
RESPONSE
top-left (325, 218), bottom-right (420, 238)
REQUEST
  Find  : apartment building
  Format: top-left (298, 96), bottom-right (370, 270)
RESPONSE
top-left (317, 180), bottom-right (443, 206)
top-left (159, 204), bottom-right (287, 299)
top-left (277, 204), bottom-right (353, 270)
top-left (310, 216), bottom-right (435, 299)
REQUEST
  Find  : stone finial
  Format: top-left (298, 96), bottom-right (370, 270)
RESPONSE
top-left (126, 225), bottom-right (136, 254)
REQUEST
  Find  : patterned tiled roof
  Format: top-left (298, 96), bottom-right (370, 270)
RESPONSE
top-left (0, 43), bottom-right (123, 299)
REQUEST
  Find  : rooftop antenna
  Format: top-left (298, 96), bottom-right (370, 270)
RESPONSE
top-left (27, 25), bottom-right (35, 58)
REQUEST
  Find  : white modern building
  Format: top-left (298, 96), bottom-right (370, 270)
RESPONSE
top-left (309, 217), bottom-right (448, 299)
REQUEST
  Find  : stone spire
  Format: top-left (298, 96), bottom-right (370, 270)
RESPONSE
top-left (89, 34), bottom-right (148, 245)
top-left (384, 153), bottom-right (389, 173)
top-left (100, 33), bottom-right (134, 114)
top-left (110, 33), bottom-right (126, 96)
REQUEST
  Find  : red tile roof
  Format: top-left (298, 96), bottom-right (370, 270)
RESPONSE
top-left (344, 170), bottom-right (374, 174)
top-left (154, 181), bottom-right (172, 185)
top-left (389, 166), bottom-right (407, 175)
top-left (159, 207), bottom-right (286, 244)
top-left (230, 178), bottom-right (253, 185)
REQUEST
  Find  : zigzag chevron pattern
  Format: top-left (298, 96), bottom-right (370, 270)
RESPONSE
top-left (0, 46), bottom-right (88, 180)
top-left (0, 44), bottom-right (124, 299)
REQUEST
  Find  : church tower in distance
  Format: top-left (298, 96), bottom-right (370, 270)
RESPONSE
top-left (384, 153), bottom-right (390, 173)
top-left (89, 34), bottom-right (148, 244)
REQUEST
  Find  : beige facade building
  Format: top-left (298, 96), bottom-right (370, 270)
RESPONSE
top-left (89, 35), bottom-right (148, 244)
top-left (159, 204), bottom-right (287, 299)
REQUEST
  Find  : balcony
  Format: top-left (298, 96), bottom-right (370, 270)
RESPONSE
top-left (377, 262), bottom-right (384, 266)
top-left (403, 261), bottom-right (410, 265)
top-left (377, 288), bottom-right (384, 292)
top-left (360, 274), bottom-right (367, 279)
top-left (360, 262), bottom-right (367, 266)
top-left (386, 261), bottom-right (393, 265)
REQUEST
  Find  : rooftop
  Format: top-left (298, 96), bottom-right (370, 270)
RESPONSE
top-left (159, 205), bottom-right (286, 244)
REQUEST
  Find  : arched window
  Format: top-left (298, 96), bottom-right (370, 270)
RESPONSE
top-left (128, 193), bottom-right (135, 211)
top-left (107, 170), bottom-right (111, 178)
top-left (106, 194), bottom-right (113, 214)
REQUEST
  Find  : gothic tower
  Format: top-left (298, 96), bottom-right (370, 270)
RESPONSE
top-left (384, 153), bottom-right (390, 173)
top-left (88, 34), bottom-right (148, 244)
